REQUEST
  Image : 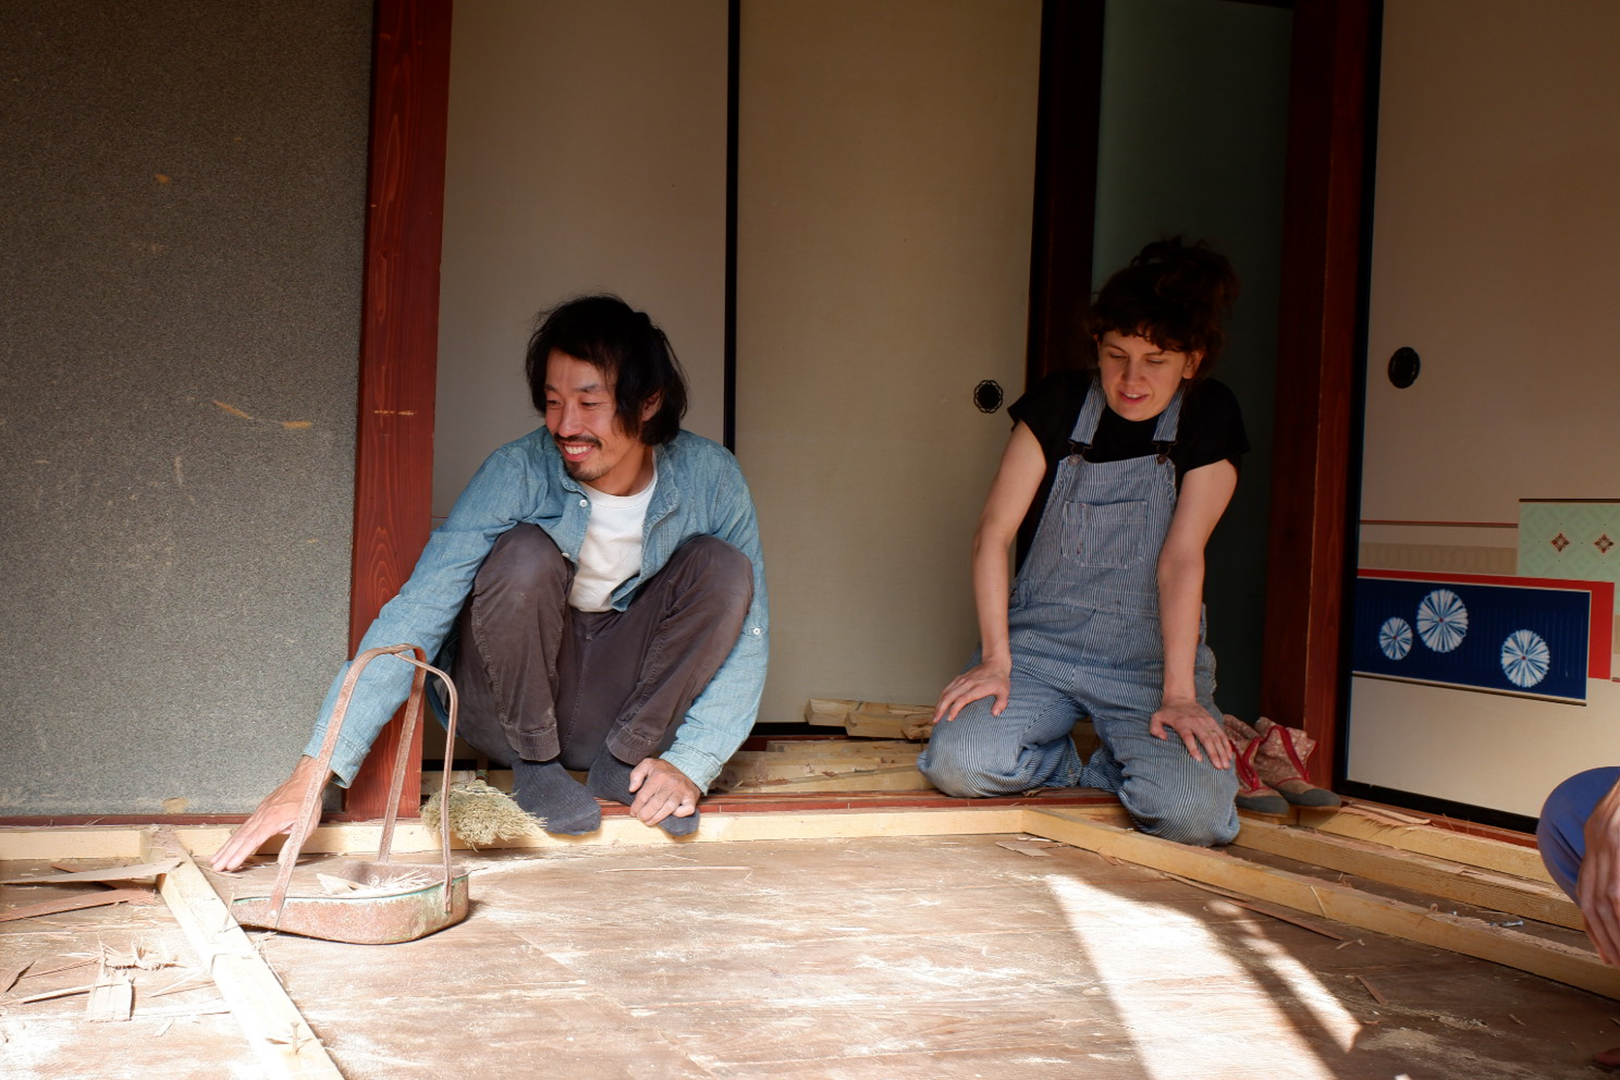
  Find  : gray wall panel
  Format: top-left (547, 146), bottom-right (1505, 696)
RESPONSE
top-left (1, 1), bottom-right (373, 813)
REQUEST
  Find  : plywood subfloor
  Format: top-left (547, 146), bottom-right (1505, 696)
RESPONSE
top-left (0, 859), bottom-right (261, 1079)
top-left (148, 835), bottom-right (1620, 1079)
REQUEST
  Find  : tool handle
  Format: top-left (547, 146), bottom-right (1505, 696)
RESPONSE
top-left (269, 645), bottom-right (460, 922)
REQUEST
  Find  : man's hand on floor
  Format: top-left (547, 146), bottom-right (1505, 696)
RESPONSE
top-left (209, 755), bottom-right (329, 872)
top-left (627, 757), bottom-right (700, 827)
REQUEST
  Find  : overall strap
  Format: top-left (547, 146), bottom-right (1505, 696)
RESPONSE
top-left (1066, 377), bottom-right (1107, 453)
top-left (1066, 379), bottom-right (1188, 459)
top-left (1151, 385), bottom-right (1187, 461)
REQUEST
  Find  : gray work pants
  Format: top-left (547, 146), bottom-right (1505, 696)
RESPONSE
top-left (450, 524), bottom-right (752, 769)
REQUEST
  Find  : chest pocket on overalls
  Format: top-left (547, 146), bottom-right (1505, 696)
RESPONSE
top-left (1061, 499), bottom-right (1148, 569)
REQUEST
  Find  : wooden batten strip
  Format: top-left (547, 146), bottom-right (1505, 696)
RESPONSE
top-left (0, 827), bottom-right (147, 861)
top-left (140, 829), bottom-right (342, 1080)
top-left (0, 858), bottom-right (181, 887)
top-left (725, 767), bottom-right (936, 794)
top-left (1298, 807), bottom-right (1553, 883)
top-left (1233, 817), bottom-right (1580, 930)
top-left (0, 888), bottom-right (154, 924)
top-left (765, 739), bottom-right (919, 756)
top-left (1022, 808), bottom-right (1620, 1000)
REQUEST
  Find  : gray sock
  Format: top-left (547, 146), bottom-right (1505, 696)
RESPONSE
top-left (586, 748), bottom-right (700, 837)
top-left (512, 758), bottom-right (601, 836)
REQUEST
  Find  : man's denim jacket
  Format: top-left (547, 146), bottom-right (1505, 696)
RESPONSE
top-left (301, 427), bottom-right (769, 792)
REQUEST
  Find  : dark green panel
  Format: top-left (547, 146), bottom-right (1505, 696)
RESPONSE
top-left (0, 1), bottom-right (372, 813)
top-left (1094, 0), bottom-right (1293, 720)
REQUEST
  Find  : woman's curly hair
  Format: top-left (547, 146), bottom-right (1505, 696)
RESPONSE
top-left (1085, 237), bottom-right (1240, 373)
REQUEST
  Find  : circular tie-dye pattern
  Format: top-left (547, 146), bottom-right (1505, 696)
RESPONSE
top-left (1378, 616), bottom-right (1413, 660)
top-left (1501, 629), bottom-right (1551, 689)
top-left (1416, 588), bottom-right (1469, 653)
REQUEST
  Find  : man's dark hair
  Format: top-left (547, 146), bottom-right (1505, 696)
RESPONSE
top-left (1086, 237), bottom-right (1240, 373)
top-left (525, 295), bottom-right (688, 445)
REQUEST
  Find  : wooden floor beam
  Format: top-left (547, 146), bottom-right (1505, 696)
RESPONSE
top-left (141, 828), bottom-right (342, 1080)
top-left (1234, 816), bottom-right (1579, 929)
top-left (1023, 808), bottom-right (1619, 999)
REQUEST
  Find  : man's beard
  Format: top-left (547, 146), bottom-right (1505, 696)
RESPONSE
top-left (557, 436), bottom-right (606, 481)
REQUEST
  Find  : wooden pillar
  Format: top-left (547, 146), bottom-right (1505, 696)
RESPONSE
top-left (344, 0), bottom-right (453, 819)
top-left (1261, 0), bottom-right (1377, 783)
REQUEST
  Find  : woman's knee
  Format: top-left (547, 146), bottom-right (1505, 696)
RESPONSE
top-left (918, 716), bottom-right (1022, 798)
top-left (1123, 771), bottom-right (1239, 847)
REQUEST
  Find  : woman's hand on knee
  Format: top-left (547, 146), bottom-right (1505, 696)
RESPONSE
top-left (1149, 698), bottom-right (1234, 770)
top-left (933, 658), bottom-right (1012, 724)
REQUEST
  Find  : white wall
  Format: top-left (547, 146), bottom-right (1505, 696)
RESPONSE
top-left (1350, 0), bottom-right (1620, 816)
top-left (736, 0), bottom-right (1042, 721)
top-left (434, 0), bottom-right (729, 519)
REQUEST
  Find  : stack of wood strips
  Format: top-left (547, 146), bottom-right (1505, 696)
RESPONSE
top-left (707, 698), bottom-right (950, 793)
top-left (712, 737), bottom-right (932, 794)
top-left (802, 697), bottom-right (935, 740)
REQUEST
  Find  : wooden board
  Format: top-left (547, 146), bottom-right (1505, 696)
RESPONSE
top-left (715, 750), bottom-right (920, 784)
top-left (720, 765), bottom-right (936, 794)
top-left (803, 698), bottom-right (933, 740)
top-left (1024, 808), bottom-right (1620, 999)
top-left (0, 827), bottom-right (146, 862)
top-left (803, 698), bottom-right (853, 726)
top-left (765, 739), bottom-right (919, 756)
top-left (140, 829), bottom-right (343, 1079)
top-left (1299, 805), bottom-right (1553, 882)
top-left (1234, 816), bottom-right (1580, 929)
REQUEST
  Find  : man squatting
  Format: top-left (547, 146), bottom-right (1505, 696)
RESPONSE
top-left (212, 295), bottom-right (767, 870)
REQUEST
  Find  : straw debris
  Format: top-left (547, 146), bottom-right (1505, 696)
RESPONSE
top-left (421, 778), bottom-right (544, 848)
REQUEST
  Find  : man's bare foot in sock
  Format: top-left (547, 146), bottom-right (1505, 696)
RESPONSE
top-left (512, 758), bottom-right (601, 835)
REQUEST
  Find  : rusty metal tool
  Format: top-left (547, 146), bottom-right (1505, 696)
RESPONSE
top-left (229, 644), bottom-right (471, 944)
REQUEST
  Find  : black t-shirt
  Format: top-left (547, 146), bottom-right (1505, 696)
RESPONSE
top-left (1007, 371), bottom-right (1249, 561)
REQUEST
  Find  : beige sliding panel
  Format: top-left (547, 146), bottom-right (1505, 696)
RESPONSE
top-left (1348, 0), bottom-right (1620, 816)
top-left (736, 0), bottom-right (1042, 722)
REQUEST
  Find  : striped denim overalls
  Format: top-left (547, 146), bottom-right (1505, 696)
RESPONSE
top-left (921, 380), bottom-right (1239, 846)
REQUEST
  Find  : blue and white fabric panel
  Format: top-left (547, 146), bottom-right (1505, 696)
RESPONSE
top-left (1352, 576), bottom-right (1591, 704)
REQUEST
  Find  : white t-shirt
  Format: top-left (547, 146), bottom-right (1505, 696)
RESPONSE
top-left (568, 470), bottom-right (657, 612)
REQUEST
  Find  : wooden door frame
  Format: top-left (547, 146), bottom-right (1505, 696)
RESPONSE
top-left (1258, 0), bottom-right (1377, 784)
top-left (1026, 0), bottom-right (1377, 785)
top-left (343, 0), bottom-right (1378, 815)
top-left (343, 0), bottom-right (453, 818)
top-left (1025, 0), bottom-right (1106, 385)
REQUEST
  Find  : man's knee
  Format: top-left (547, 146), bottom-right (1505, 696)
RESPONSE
top-left (1538, 767), bottom-right (1620, 898)
top-left (668, 536), bottom-right (753, 611)
top-left (479, 524), bottom-right (570, 595)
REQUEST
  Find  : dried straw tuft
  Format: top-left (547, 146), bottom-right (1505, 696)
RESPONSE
top-left (421, 778), bottom-right (543, 848)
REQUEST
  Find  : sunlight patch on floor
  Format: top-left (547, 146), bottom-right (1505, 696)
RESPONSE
top-left (1048, 873), bottom-right (1362, 1079)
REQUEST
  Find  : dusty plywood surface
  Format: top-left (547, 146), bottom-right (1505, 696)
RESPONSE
top-left (223, 836), bottom-right (1617, 1079)
top-left (0, 859), bottom-right (259, 1080)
